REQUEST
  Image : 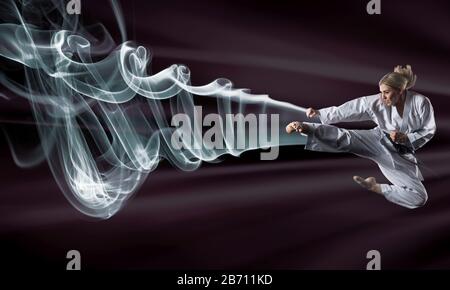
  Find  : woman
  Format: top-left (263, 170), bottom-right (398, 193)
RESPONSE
top-left (286, 65), bottom-right (436, 209)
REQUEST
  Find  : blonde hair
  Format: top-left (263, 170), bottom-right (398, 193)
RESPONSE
top-left (379, 65), bottom-right (417, 91)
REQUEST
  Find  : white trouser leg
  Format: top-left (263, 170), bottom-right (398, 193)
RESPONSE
top-left (303, 123), bottom-right (427, 209)
top-left (377, 158), bottom-right (428, 209)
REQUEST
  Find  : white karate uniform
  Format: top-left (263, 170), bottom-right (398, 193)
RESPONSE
top-left (304, 90), bottom-right (436, 209)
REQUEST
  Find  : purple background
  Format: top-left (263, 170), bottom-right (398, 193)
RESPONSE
top-left (1, 0), bottom-right (450, 270)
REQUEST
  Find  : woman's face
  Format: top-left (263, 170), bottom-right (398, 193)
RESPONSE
top-left (379, 84), bottom-right (403, 106)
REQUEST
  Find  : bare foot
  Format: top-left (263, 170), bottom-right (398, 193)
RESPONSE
top-left (353, 176), bottom-right (382, 194)
top-left (286, 121), bottom-right (309, 134)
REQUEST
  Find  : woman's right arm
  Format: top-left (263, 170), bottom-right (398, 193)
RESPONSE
top-left (311, 96), bottom-right (372, 124)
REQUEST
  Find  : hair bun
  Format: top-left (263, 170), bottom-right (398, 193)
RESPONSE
top-left (393, 65), bottom-right (417, 90)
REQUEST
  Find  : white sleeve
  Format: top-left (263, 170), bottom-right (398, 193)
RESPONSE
top-left (406, 97), bottom-right (436, 151)
top-left (318, 96), bottom-right (372, 124)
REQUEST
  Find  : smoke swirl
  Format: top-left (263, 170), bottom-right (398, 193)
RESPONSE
top-left (0, 0), bottom-right (308, 218)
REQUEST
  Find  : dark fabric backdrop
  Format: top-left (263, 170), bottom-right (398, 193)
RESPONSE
top-left (1, 0), bottom-right (449, 270)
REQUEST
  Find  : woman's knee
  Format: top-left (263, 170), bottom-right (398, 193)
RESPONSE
top-left (408, 189), bottom-right (428, 209)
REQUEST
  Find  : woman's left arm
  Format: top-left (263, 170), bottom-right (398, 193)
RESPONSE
top-left (406, 97), bottom-right (436, 151)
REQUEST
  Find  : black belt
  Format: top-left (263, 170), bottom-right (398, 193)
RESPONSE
top-left (382, 132), bottom-right (435, 178)
top-left (383, 132), bottom-right (414, 155)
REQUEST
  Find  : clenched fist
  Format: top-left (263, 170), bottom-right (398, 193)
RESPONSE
top-left (306, 108), bottom-right (319, 118)
top-left (389, 131), bottom-right (408, 144)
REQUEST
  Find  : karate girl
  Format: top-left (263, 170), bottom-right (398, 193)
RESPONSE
top-left (286, 65), bottom-right (436, 209)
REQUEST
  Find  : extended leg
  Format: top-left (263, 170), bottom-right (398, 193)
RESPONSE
top-left (301, 122), bottom-right (386, 160)
top-left (296, 122), bottom-right (427, 208)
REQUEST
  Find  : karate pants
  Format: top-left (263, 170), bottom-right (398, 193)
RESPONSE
top-left (303, 123), bottom-right (428, 209)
